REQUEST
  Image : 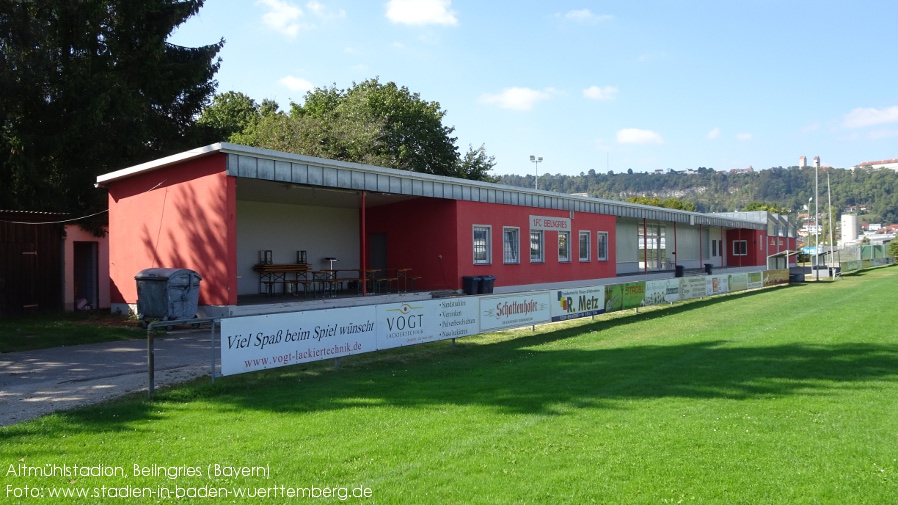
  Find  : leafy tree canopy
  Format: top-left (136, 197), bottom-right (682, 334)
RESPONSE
top-left (1, 0), bottom-right (223, 218)
top-left (215, 78), bottom-right (497, 181)
top-left (627, 196), bottom-right (697, 211)
top-left (743, 202), bottom-right (788, 213)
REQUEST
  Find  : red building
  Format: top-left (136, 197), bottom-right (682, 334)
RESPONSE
top-left (96, 143), bottom-right (797, 317)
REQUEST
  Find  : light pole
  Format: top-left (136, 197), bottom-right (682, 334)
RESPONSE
top-left (814, 156), bottom-right (820, 280)
top-left (530, 155), bottom-right (542, 190)
top-left (807, 197), bottom-right (813, 267)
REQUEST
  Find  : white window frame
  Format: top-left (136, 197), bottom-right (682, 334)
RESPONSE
top-left (503, 227), bottom-right (520, 264)
top-left (558, 231), bottom-right (571, 262)
top-left (733, 240), bottom-right (748, 256)
top-left (473, 225), bottom-right (491, 264)
top-left (597, 231), bottom-right (609, 261)
top-left (579, 231), bottom-right (591, 262)
top-left (530, 230), bottom-right (544, 263)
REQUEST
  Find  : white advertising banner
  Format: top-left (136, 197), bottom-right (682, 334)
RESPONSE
top-left (480, 292), bottom-right (552, 330)
top-left (643, 279), bottom-right (681, 306)
top-left (220, 306), bottom-right (378, 376)
top-left (679, 276), bottom-right (706, 301)
top-left (705, 274), bottom-right (730, 296)
top-left (551, 286), bottom-right (606, 322)
top-left (728, 273), bottom-right (749, 292)
top-left (747, 271), bottom-right (764, 290)
top-left (376, 298), bottom-right (479, 350)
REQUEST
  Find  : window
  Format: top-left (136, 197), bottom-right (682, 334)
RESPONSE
top-left (503, 227), bottom-right (520, 264)
top-left (712, 239), bottom-right (718, 257)
top-left (530, 230), bottom-right (544, 263)
top-left (473, 225), bottom-right (491, 264)
top-left (637, 225), bottom-right (665, 269)
top-left (558, 231), bottom-right (571, 262)
top-left (579, 231), bottom-right (591, 261)
top-left (597, 231), bottom-right (608, 261)
top-left (733, 240), bottom-right (748, 256)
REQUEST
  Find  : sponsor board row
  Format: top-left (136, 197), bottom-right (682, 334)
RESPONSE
top-left (220, 270), bottom-right (784, 376)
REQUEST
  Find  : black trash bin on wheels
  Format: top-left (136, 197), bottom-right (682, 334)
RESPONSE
top-left (462, 276), bottom-right (481, 295)
top-left (704, 263), bottom-right (713, 275)
top-left (479, 275), bottom-right (496, 294)
top-left (675, 265), bottom-right (684, 278)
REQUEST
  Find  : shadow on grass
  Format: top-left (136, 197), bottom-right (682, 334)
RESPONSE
top-left (8, 280), bottom-right (896, 437)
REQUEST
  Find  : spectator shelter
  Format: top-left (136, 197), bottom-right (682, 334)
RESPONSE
top-left (96, 143), bottom-right (797, 317)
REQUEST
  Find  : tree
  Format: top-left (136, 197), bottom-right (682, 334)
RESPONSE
top-left (197, 91), bottom-right (269, 140)
top-left (1, 0), bottom-right (223, 217)
top-left (888, 240), bottom-right (898, 259)
top-left (229, 78), bottom-right (495, 181)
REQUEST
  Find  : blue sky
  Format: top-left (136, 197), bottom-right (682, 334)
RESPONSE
top-left (169, 0), bottom-right (898, 176)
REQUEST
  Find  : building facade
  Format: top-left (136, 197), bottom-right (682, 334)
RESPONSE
top-left (96, 143), bottom-right (797, 316)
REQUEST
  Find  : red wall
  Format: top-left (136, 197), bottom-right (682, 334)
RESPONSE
top-left (725, 229), bottom-right (767, 267)
top-left (106, 154), bottom-right (236, 306)
top-left (367, 199), bottom-right (617, 290)
top-left (365, 198), bottom-right (460, 291)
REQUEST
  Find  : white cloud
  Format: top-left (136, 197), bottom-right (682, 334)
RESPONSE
top-left (306, 0), bottom-right (345, 19)
top-left (583, 85), bottom-right (618, 100)
top-left (868, 128), bottom-right (898, 140)
top-left (257, 0), bottom-right (305, 38)
top-left (558, 9), bottom-right (613, 23)
top-left (386, 0), bottom-right (458, 26)
top-left (479, 87), bottom-right (552, 111)
top-left (707, 128), bottom-right (720, 140)
top-left (279, 75), bottom-right (314, 92)
top-left (617, 128), bottom-right (664, 144)
top-left (843, 106), bottom-right (898, 128)
top-left (735, 132), bottom-right (752, 141)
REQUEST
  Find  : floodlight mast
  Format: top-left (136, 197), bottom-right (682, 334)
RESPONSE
top-left (530, 155), bottom-right (543, 190)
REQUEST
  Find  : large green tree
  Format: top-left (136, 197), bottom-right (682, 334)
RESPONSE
top-left (0, 0), bottom-right (223, 216)
top-left (224, 78), bottom-right (497, 181)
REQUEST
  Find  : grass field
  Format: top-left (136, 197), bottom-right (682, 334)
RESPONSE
top-left (2, 267), bottom-right (897, 504)
top-left (0, 311), bottom-right (141, 353)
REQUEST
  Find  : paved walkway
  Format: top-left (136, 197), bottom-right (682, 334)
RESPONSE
top-left (0, 328), bottom-right (219, 426)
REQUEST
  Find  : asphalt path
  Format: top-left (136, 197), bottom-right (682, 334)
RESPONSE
top-left (0, 328), bottom-right (219, 426)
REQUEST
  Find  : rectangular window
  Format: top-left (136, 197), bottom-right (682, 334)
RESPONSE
top-left (712, 239), bottom-right (718, 257)
top-left (558, 231), bottom-right (571, 262)
top-left (503, 227), bottom-right (520, 264)
top-left (579, 231), bottom-right (591, 261)
top-left (530, 230), bottom-right (544, 263)
top-left (597, 231), bottom-right (608, 261)
top-left (733, 240), bottom-right (748, 256)
top-left (473, 225), bottom-right (491, 264)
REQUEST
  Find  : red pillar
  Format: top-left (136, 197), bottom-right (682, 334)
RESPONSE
top-left (360, 191), bottom-right (368, 296)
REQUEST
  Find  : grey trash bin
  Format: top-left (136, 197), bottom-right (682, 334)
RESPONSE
top-left (135, 268), bottom-right (202, 328)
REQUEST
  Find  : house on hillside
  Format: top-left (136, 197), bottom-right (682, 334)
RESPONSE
top-left (95, 143), bottom-right (796, 317)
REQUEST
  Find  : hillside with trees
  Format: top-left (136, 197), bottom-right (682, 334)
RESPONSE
top-left (500, 166), bottom-right (898, 224)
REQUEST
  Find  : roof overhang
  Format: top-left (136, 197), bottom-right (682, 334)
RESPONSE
top-left (96, 142), bottom-right (768, 231)
top-left (767, 250), bottom-right (799, 259)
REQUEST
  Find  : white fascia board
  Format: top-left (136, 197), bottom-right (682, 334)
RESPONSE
top-left (95, 143), bottom-right (224, 187)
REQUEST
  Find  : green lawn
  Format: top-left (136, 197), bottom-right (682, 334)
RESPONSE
top-left (2, 267), bottom-right (897, 504)
top-left (0, 311), bottom-right (142, 353)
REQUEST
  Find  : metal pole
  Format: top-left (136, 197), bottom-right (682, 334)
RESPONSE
top-left (815, 159), bottom-right (819, 280)
top-left (828, 172), bottom-right (835, 279)
top-left (147, 326), bottom-right (155, 397)
top-left (210, 319), bottom-right (216, 383)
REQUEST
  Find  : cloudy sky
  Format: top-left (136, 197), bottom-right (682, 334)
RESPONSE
top-left (170, 0), bottom-right (898, 176)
